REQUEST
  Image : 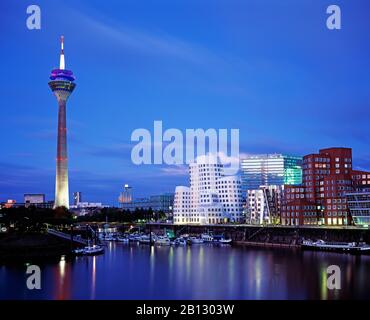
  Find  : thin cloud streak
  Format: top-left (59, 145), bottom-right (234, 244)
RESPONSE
top-left (70, 7), bottom-right (239, 69)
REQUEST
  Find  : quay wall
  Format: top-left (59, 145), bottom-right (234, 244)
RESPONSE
top-left (142, 223), bottom-right (370, 246)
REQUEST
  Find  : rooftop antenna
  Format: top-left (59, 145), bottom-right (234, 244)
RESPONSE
top-left (59, 35), bottom-right (65, 70)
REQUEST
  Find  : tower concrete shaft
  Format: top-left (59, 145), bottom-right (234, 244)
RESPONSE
top-left (49, 36), bottom-right (76, 209)
top-left (55, 99), bottom-right (69, 208)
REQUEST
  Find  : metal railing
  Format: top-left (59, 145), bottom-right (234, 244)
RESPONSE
top-left (47, 228), bottom-right (87, 245)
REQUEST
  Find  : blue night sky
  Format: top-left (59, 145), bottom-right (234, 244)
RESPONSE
top-left (1, 0), bottom-right (370, 205)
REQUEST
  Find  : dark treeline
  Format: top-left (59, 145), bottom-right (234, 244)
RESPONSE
top-left (77, 207), bottom-right (166, 223)
top-left (0, 206), bottom-right (166, 232)
top-left (0, 206), bottom-right (72, 233)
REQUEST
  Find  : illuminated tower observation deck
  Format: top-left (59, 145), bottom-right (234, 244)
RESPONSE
top-left (48, 36), bottom-right (76, 209)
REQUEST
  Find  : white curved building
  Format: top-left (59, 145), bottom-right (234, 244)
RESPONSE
top-left (216, 176), bottom-right (243, 223)
top-left (173, 186), bottom-right (191, 224)
top-left (173, 155), bottom-right (243, 225)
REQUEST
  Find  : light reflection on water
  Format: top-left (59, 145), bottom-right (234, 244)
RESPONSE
top-left (91, 256), bottom-right (96, 300)
top-left (1, 243), bottom-right (370, 300)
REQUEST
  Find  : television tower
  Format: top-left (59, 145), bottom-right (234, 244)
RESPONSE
top-left (49, 36), bottom-right (76, 209)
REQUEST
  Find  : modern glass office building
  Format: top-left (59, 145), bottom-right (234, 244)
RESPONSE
top-left (346, 192), bottom-right (370, 226)
top-left (121, 193), bottom-right (174, 214)
top-left (240, 154), bottom-right (302, 193)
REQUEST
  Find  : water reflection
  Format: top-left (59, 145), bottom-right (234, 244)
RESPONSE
top-left (149, 245), bottom-right (155, 297)
top-left (320, 267), bottom-right (328, 300)
top-left (59, 255), bottom-right (66, 278)
top-left (91, 256), bottom-right (96, 300)
top-left (1, 243), bottom-right (370, 300)
top-left (54, 255), bottom-right (70, 300)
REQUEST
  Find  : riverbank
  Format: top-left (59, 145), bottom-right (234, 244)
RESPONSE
top-left (0, 233), bottom-right (71, 263)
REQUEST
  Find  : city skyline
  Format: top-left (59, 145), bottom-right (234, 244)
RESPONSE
top-left (2, 0), bottom-right (370, 305)
top-left (2, 0), bottom-right (370, 205)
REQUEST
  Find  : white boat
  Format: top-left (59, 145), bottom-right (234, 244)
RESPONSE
top-left (219, 238), bottom-right (232, 244)
top-left (212, 235), bottom-right (231, 244)
top-left (302, 239), bottom-right (370, 254)
top-left (129, 233), bottom-right (142, 242)
top-left (201, 233), bottom-right (214, 242)
top-left (155, 236), bottom-right (171, 246)
top-left (189, 237), bottom-right (204, 244)
top-left (139, 235), bottom-right (152, 244)
top-left (117, 236), bottom-right (129, 243)
top-left (83, 244), bottom-right (104, 256)
top-left (74, 243), bottom-right (104, 256)
top-left (73, 248), bottom-right (85, 255)
top-left (172, 237), bottom-right (187, 246)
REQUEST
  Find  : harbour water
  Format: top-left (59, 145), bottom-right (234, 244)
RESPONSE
top-left (1, 242), bottom-right (370, 300)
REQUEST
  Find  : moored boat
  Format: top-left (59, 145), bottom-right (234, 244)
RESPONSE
top-left (172, 237), bottom-right (187, 246)
top-left (212, 234), bottom-right (232, 244)
top-left (188, 237), bottom-right (204, 244)
top-left (139, 235), bottom-right (152, 244)
top-left (201, 233), bottom-right (214, 242)
top-left (73, 248), bottom-right (85, 255)
top-left (74, 244), bottom-right (104, 256)
top-left (117, 236), bottom-right (129, 243)
top-left (302, 239), bottom-right (370, 254)
top-left (129, 233), bottom-right (142, 242)
top-left (83, 244), bottom-right (104, 256)
top-left (155, 236), bottom-right (171, 246)
top-left (219, 238), bottom-right (232, 244)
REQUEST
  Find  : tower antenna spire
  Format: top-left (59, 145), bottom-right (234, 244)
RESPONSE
top-left (59, 35), bottom-right (65, 70)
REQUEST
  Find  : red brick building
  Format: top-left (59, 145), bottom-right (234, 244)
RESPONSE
top-left (281, 147), bottom-right (370, 226)
top-left (282, 185), bottom-right (317, 225)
